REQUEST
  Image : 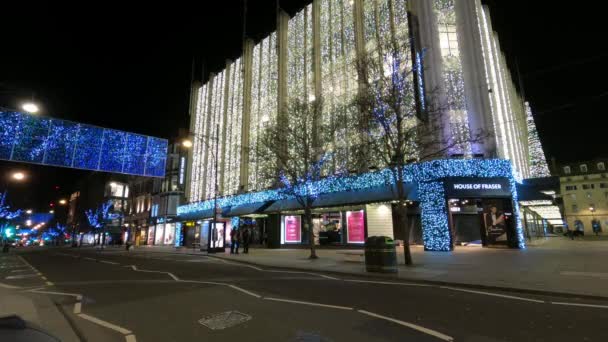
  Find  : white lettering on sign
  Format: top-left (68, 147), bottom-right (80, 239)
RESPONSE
top-left (453, 183), bottom-right (502, 190)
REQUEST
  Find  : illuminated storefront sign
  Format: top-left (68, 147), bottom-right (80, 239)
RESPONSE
top-left (284, 216), bottom-right (301, 243)
top-left (444, 178), bottom-right (511, 198)
top-left (346, 210), bottom-right (365, 244)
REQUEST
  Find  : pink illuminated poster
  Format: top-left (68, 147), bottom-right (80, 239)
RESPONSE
top-left (284, 215), bottom-right (301, 243)
top-left (347, 210), bottom-right (365, 244)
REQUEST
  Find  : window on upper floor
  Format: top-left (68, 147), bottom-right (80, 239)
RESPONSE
top-left (581, 164), bottom-right (588, 173)
top-left (570, 193), bottom-right (577, 201)
top-left (600, 183), bottom-right (608, 189)
top-left (565, 185), bottom-right (578, 191)
top-left (583, 184), bottom-right (595, 190)
top-left (598, 162), bottom-right (606, 171)
top-left (587, 192), bottom-right (593, 199)
top-left (563, 166), bottom-right (571, 174)
top-left (572, 204), bottom-right (578, 212)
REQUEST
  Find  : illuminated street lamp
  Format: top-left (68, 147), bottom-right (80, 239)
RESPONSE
top-left (182, 139), bottom-right (193, 148)
top-left (49, 210), bottom-right (54, 214)
top-left (59, 199), bottom-right (67, 205)
top-left (21, 102), bottom-right (39, 114)
top-left (12, 172), bottom-right (25, 181)
top-left (26, 209), bottom-right (32, 214)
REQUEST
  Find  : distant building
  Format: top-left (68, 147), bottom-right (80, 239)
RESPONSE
top-left (124, 177), bottom-right (154, 245)
top-left (66, 173), bottom-right (130, 244)
top-left (557, 159), bottom-right (608, 235)
top-left (148, 143), bottom-right (188, 246)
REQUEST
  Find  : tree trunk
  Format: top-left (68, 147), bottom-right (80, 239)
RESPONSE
top-left (304, 206), bottom-right (318, 259)
top-left (395, 202), bottom-right (413, 266)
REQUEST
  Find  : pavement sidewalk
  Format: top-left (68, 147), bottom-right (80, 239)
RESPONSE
top-left (118, 237), bottom-right (608, 299)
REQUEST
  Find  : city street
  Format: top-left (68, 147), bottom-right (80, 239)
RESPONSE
top-left (2, 248), bottom-right (608, 341)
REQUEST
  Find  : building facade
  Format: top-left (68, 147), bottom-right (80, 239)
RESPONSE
top-left (124, 176), bottom-right (153, 245)
top-left (558, 159), bottom-right (608, 235)
top-left (180, 0), bottom-right (551, 252)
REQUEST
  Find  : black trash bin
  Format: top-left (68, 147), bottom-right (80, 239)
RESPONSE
top-left (365, 236), bottom-right (397, 273)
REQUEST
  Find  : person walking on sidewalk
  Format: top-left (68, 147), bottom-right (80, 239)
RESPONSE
top-left (242, 227), bottom-right (251, 254)
top-left (230, 228), bottom-right (239, 254)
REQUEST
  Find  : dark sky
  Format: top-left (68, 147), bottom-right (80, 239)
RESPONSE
top-left (1, 0), bottom-right (607, 210)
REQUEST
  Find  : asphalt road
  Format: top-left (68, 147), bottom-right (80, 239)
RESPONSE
top-left (3, 247), bottom-right (608, 342)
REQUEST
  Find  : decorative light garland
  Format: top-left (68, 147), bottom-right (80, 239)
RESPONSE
top-left (179, 158), bottom-right (525, 251)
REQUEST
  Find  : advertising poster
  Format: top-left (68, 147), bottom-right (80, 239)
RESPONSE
top-left (284, 216), bottom-right (301, 243)
top-left (347, 210), bottom-right (365, 244)
top-left (483, 202), bottom-right (508, 246)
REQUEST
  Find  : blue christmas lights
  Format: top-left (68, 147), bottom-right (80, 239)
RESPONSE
top-left (179, 159), bottom-right (525, 251)
top-left (0, 111), bottom-right (168, 177)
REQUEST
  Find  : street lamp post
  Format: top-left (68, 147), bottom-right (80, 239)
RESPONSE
top-left (182, 124), bottom-right (223, 253)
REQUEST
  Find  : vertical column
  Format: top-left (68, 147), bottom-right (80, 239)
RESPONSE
top-left (200, 75), bottom-right (215, 200)
top-left (277, 8), bottom-right (290, 171)
top-left (185, 80), bottom-right (201, 202)
top-left (219, 60), bottom-right (232, 195)
top-left (312, 0), bottom-right (322, 154)
top-left (352, 0), bottom-right (368, 171)
top-left (454, 0), bottom-right (496, 158)
top-left (239, 39), bottom-right (254, 193)
top-left (409, 0), bottom-right (451, 159)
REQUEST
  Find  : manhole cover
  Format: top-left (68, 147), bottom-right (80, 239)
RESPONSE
top-left (199, 311), bottom-right (252, 330)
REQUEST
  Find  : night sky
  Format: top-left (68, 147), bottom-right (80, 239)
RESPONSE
top-left (1, 0), bottom-right (607, 210)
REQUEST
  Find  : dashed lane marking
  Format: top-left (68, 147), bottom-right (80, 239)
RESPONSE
top-left (127, 265), bottom-right (180, 281)
top-left (5, 274), bottom-right (39, 279)
top-left (100, 260), bottom-right (120, 265)
top-left (358, 310), bottom-right (454, 342)
top-left (228, 285), bottom-right (262, 298)
top-left (0, 282), bottom-right (20, 289)
top-left (78, 313), bottom-right (133, 335)
top-left (264, 297), bottom-right (354, 311)
top-left (440, 286), bottom-right (546, 304)
top-left (550, 301), bottom-right (608, 309)
top-left (344, 279), bottom-right (433, 287)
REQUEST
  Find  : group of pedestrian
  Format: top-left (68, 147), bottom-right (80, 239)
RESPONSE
top-left (230, 226), bottom-right (252, 254)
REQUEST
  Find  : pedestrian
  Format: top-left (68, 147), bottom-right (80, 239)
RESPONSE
top-left (242, 227), bottom-right (251, 254)
top-left (230, 228), bottom-right (238, 254)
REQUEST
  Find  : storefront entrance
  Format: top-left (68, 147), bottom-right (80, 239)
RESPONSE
top-left (448, 198), bottom-right (516, 248)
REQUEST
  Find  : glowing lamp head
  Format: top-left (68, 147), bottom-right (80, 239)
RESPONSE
top-left (59, 199), bottom-right (67, 205)
top-left (182, 139), bottom-right (193, 148)
top-left (12, 172), bottom-right (25, 181)
top-left (22, 102), bottom-right (39, 113)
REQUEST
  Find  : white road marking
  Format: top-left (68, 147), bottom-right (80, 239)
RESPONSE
top-left (344, 279), bottom-right (432, 287)
top-left (77, 313), bottom-right (133, 335)
top-left (0, 282), bottom-right (20, 289)
top-left (550, 301), bottom-right (608, 309)
top-left (228, 285), bottom-right (262, 298)
top-left (440, 286), bottom-right (546, 304)
top-left (10, 269), bottom-right (31, 272)
top-left (46, 281), bottom-right (54, 286)
top-left (84, 257), bottom-right (96, 261)
top-left (264, 297), bottom-right (353, 311)
top-left (28, 289), bottom-right (83, 300)
top-left (358, 310), bottom-right (454, 341)
top-left (17, 256), bottom-right (40, 273)
top-left (125, 334), bottom-right (137, 342)
top-left (74, 302), bottom-right (82, 314)
top-left (5, 274), bottom-right (38, 279)
top-left (100, 260), bottom-right (120, 265)
top-left (128, 265), bottom-right (179, 281)
top-left (560, 271), bottom-right (608, 279)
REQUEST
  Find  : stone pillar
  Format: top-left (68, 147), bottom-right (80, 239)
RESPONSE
top-left (185, 80), bottom-right (201, 202)
top-left (312, 0), bottom-right (322, 154)
top-left (409, 0), bottom-right (451, 160)
top-left (454, 0), bottom-right (496, 158)
top-left (219, 60), bottom-right (232, 195)
top-left (239, 39), bottom-right (254, 192)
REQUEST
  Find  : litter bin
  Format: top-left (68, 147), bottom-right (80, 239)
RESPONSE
top-left (365, 236), bottom-right (397, 273)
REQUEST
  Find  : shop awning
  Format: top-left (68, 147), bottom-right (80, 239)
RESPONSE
top-left (224, 201), bottom-right (274, 217)
top-left (178, 208), bottom-right (215, 221)
top-left (516, 183), bottom-right (554, 202)
top-left (263, 184), bottom-right (418, 213)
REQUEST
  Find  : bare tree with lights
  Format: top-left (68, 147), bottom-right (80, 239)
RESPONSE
top-left (354, 36), bottom-right (487, 265)
top-left (259, 99), bottom-right (338, 260)
top-left (0, 191), bottom-right (21, 245)
top-left (85, 201), bottom-right (112, 246)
